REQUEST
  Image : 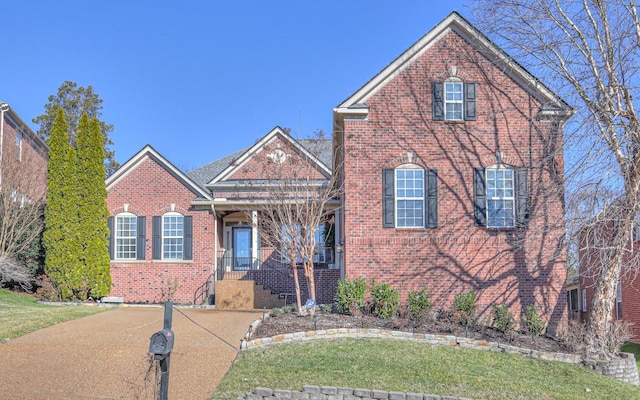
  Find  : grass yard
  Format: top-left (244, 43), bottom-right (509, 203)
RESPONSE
top-left (0, 289), bottom-right (110, 342)
top-left (213, 339), bottom-right (640, 400)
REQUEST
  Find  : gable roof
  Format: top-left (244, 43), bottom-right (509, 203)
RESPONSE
top-left (334, 11), bottom-right (572, 118)
top-left (106, 144), bottom-right (212, 200)
top-left (199, 126), bottom-right (332, 188)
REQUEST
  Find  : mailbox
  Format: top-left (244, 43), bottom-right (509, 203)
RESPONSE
top-left (149, 328), bottom-right (174, 359)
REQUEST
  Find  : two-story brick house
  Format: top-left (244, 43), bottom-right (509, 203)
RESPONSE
top-left (106, 12), bottom-right (571, 327)
top-left (0, 101), bottom-right (48, 203)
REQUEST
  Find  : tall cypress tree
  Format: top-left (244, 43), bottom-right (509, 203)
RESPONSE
top-left (76, 114), bottom-right (111, 298)
top-left (43, 108), bottom-right (82, 300)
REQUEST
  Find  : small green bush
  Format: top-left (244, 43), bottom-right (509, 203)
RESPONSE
top-left (370, 279), bottom-right (400, 319)
top-left (523, 304), bottom-right (546, 337)
top-left (492, 304), bottom-right (515, 333)
top-left (407, 286), bottom-right (431, 320)
top-left (453, 290), bottom-right (477, 327)
top-left (334, 277), bottom-right (367, 315)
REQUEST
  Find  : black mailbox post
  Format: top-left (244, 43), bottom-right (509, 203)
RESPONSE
top-left (149, 302), bottom-right (174, 400)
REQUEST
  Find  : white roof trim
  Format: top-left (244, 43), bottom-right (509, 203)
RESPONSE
top-left (207, 126), bottom-right (332, 186)
top-left (106, 145), bottom-right (212, 200)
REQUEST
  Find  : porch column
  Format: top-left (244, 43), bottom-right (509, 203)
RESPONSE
top-left (251, 210), bottom-right (259, 267)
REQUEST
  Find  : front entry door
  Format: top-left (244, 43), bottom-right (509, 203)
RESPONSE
top-left (233, 227), bottom-right (252, 270)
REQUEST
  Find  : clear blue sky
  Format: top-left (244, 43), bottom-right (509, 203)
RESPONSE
top-left (3, 1), bottom-right (467, 171)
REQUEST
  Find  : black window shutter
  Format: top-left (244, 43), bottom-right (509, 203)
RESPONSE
top-left (184, 216), bottom-right (193, 260)
top-left (136, 216), bottom-right (146, 260)
top-left (432, 82), bottom-right (444, 120)
top-left (426, 169), bottom-right (438, 229)
top-left (152, 216), bottom-right (161, 260)
top-left (382, 169), bottom-right (395, 227)
top-left (516, 169), bottom-right (529, 227)
top-left (464, 83), bottom-right (477, 121)
top-left (473, 167), bottom-right (487, 226)
top-left (107, 216), bottom-right (114, 260)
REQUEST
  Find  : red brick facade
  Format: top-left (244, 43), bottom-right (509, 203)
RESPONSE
top-left (334, 14), bottom-right (569, 329)
top-left (107, 153), bottom-right (217, 303)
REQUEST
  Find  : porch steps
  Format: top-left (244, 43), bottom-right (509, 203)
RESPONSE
top-left (215, 280), bottom-right (285, 310)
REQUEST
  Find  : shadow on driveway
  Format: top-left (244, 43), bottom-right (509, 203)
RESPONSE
top-left (0, 306), bottom-right (262, 399)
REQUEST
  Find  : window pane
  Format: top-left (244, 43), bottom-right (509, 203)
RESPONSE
top-left (444, 82), bottom-right (463, 120)
top-left (163, 215), bottom-right (184, 259)
top-left (486, 167), bottom-right (515, 228)
top-left (395, 168), bottom-right (425, 228)
top-left (116, 215), bottom-right (137, 259)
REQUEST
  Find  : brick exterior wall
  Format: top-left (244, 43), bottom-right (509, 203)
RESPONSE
top-left (1, 109), bottom-right (48, 201)
top-left (107, 156), bottom-right (217, 304)
top-left (246, 268), bottom-right (340, 305)
top-left (339, 29), bottom-right (567, 329)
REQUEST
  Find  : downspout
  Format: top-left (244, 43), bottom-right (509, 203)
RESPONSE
top-left (211, 203), bottom-right (218, 286)
top-left (0, 103), bottom-right (9, 191)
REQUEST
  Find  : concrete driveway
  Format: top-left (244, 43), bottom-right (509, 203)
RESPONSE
top-left (0, 306), bottom-right (262, 400)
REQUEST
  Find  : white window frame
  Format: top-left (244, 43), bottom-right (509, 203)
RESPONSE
top-left (486, 165), bottom-right (515, 228)
top-left (582, 289), bottom-right (587, 312)
top-left (16, 130), bottom-right (22, 161)
top-left (115, 213), bottom-right (137, 260)
top-left (280, 224), bottom-right (327, 264)
top-left (395, 167), bottom-right (425, 228)
top-left (162, 212), bottom-right (184, 260)
top-left (444, 80), bottom-right (463, 121)
top-left (616, 280), bottom-right (623, 319)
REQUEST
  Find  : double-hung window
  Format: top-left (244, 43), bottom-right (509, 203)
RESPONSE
top-left (396, 169), bottom-right (425, 228)
top-left (432, 80), bottom-right (476, 121)
top-left (486, 167), bottom-right (515, 228)
top-left (473, 165), bottom-right (528, 228)
top-left (115, 213), bottom-right (137, 260)
top-left (383, 167), bottom-right (438, 229)
top-left (444, 81), bottom-right (463, 121)
top-left (162, 213), bottom-right (184, 260)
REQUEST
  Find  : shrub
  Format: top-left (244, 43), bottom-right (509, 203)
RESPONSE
top-left (453, 290), bottom-right (477, 327)
top-left (334, 277), bottom-right (367, 316)
top-left (370, 279), bottom-right (400, 319)
top-left (522, 304), bottom-right (546, 337)
top-left (407, 286), bottom-right (431, 321)
top-left (605, 320), bottom-right (634, 355)
top-left (492, 304), bottom-right (515, 333)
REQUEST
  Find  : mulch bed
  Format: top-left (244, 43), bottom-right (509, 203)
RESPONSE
top-left (252, 310), bottom-right (577, 354)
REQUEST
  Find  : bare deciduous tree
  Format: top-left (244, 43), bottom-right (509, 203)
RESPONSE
top-left (0, 144), bottom-right (47, 290)
top-left (473, 0), bottom-right (640, 358)
top-left (247, 130), bottom-right (341, 315)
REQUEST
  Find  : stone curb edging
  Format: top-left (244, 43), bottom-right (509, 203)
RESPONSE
top-left (241, 319), bottom-right (639, 386)
top-left (239, 385), bottom-right (473, 400)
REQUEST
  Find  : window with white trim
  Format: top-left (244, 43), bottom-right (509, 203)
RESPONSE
top-left (115, 213), bottom-right (137, 260)
top-left (396, 168), bottom-right (425, 228)
top-left (444, 80), bottom-right (463, 121)
top-left (486, 166), bottom-right (515, 228)
top-left (616, 280), bottom-right (623, 319)
top-left (162, 213), bottom-right (184, 259)
top-left (582, 289), bottom-right (587, 312)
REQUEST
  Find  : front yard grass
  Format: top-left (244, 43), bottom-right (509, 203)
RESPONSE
top-left (621, 342), bottom-right (640, 368)
top-left (0, 289), bottom-right (110, 342)
top-left (213, 339), bottom-right (640, 400)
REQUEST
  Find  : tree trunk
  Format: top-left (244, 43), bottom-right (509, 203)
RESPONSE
top-left (304, 260), bottom-right (316, 317)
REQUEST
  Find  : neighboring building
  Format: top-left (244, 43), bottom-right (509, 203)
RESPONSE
top-left (578, 216), bottom-right (640, 341)
top-left (0, 101), bottom-right (48, 204)
top-left (105, 12), bottom-right (572, 328)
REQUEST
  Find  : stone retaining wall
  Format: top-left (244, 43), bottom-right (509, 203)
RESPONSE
top-left (239, 386), bottom-right (472, 400)
top-left (242, 325), bottom-right (639, 386)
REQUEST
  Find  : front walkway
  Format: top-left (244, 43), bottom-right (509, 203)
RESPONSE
top-left (0, 306), bottom-right (261, 399)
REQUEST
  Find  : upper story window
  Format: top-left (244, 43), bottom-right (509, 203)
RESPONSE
top-left (432, 80), bottom-right (476, 121)
top-left (473, 165), bottom-right (528, 229)
top-left (445, 81), bottom-right (464, 121)
top-left (382, 166), bottom-right (437, 229)
top-left (162, 212), bottom-right (184, 260)
top-left (115, 213), bottom-right (137, 260)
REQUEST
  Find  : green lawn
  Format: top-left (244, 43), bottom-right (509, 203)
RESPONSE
top-left (622, 342), bottom-right (640, 368)
top-left (0, 289), bottom-right (111, 342)
top-left (213, 339), bottom-right (640, 400)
